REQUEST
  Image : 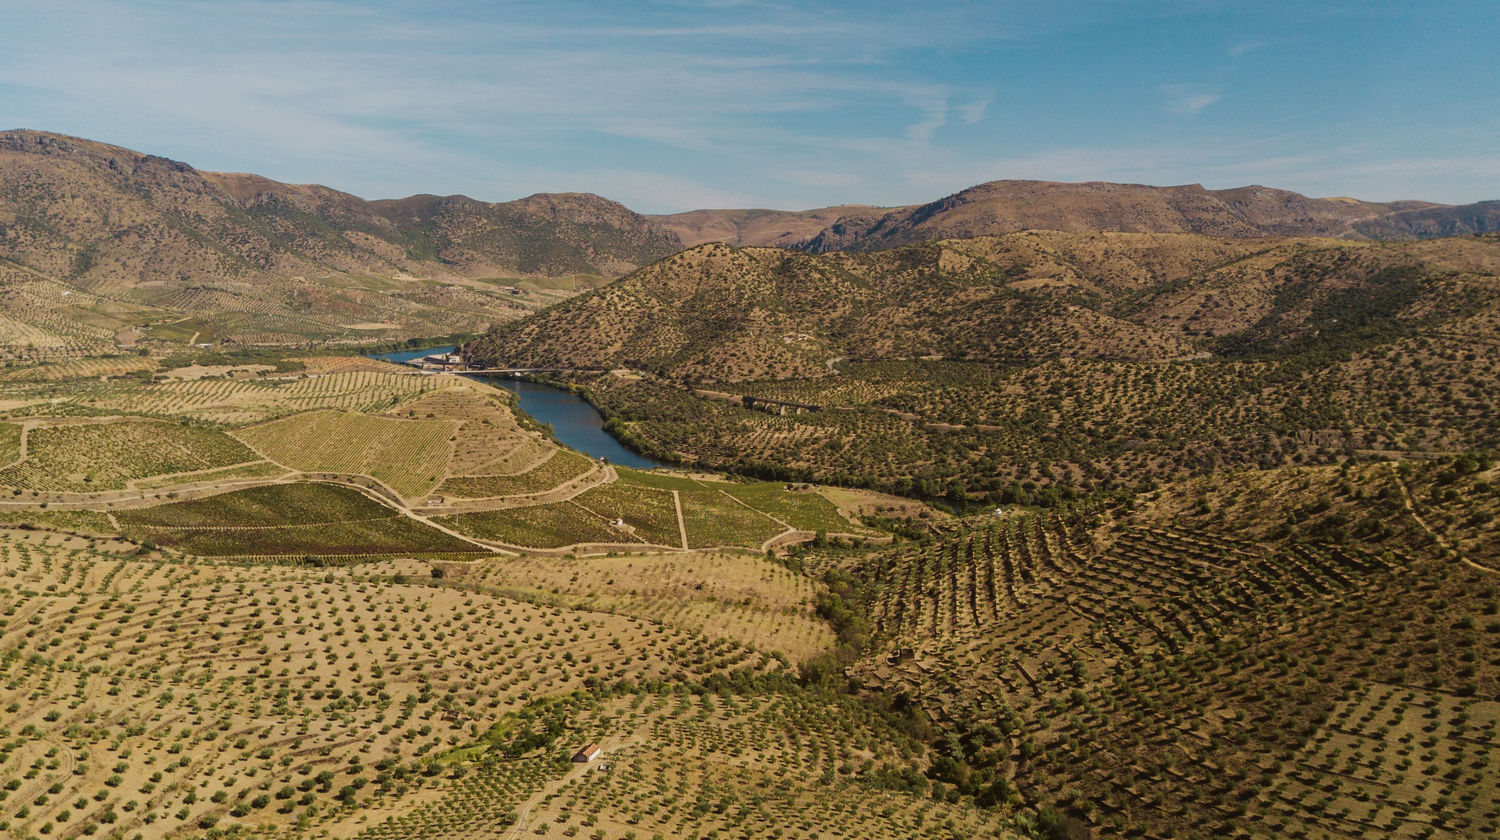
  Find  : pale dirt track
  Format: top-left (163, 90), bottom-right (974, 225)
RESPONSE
top-left (1389, 462), bottom-right (1497, 575)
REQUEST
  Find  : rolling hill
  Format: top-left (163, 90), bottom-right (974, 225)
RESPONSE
top-left (653, 204), bottom-right (899, 248)
top-left (464, 231), bottom-right (1500, 380)
top-left (0, 129), bottom-right (682, 353)
top-left (2, 128), bottom-right (1495, 358)
top-left (1, 129), bottom-right (681, 282)
top-left (464, 232), bottom-right (1500, 495)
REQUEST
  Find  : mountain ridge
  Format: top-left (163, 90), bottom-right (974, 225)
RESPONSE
top-left (0, 128), bottom-right (684, 283)
top-left (463, 231), bottom-right (1500, 382)
top-left (659, 180), bottom-right (1489, 252)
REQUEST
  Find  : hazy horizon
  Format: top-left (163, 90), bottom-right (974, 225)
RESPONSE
top-left (4, 0), bottom-right (1496, 213)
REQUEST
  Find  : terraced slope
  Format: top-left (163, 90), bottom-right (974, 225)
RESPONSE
top-left (235, 410), bottom-right (456, 499)
top-left (0, 419), bottom-right (259, 492)
top-left (809, 458), bottom-right (1500, 839)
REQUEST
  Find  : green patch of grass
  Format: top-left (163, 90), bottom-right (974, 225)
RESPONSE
top-left (0, 420), bottom-right (259, 492)
top-left (574, 482), bottom-right (682, 547)
top-left (437, 450), bottom-right (593, 499)
top-left (679, 489), bottom-right (786, 549)
top-left (116, 482), bottom-right (476, 556)
top-left (439, 502), bottom-right (627, 549)
top-left (126, 519), bottom-right (474, 557)
top-left (119, 482), bottom-right (390, 528)
top-left (615, 466), bottom-right (706, 491)
top-left (722, 482), bottom-right (859, 534)
top-left (0, 510), bottom-right (117, 536)
top-left (0, 422), bottom-right (20, 465)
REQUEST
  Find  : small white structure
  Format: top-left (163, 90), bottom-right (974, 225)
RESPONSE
top-left (611, 518), bottom-right (626, 528)
top-left (993, 506), bottom-right (1005, 517)
top-left (572, 743), bottom-right (602, 763)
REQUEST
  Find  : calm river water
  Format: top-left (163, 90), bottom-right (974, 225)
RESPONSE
top-left (369, 346), bottom-right (669, 469)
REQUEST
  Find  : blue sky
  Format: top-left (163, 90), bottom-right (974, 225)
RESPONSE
top-left (2, 0), bottom-right (1496, 212)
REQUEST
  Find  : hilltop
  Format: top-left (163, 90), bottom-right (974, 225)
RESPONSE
top-left (3, 129), bottom-right (1497, 357)
top-left (0, 130), bottom-right (681, 281)
top-left (656, 180), bottom-right (1499, 250)
top-left (465, 232), bottom-right (1500, 495)
top-left (466, 231), bottom-right (1500, 380)
top-left (0, 130), bottom-right (682, 353)
top-left (653, 204), bottom-right (901, 248)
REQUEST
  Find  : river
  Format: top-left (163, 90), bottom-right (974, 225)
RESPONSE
top-left (369, 345), bottom-right (670, 469)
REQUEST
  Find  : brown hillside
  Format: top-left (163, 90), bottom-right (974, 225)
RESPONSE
top-left (466, 231), bottom-right (1500, 382)
top-left (799, 180), bottom-right (1432, 252)
top-left (654, 205), bottom-right (901, 247)
top-left (0, 129), bottom-right (683, 351)
top-left (0, 129), bottom-right (680, 282)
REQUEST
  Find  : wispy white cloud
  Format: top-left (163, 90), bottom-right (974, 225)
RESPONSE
top-left (956, 93), bottom-right (992, 125)
top-left (1159, 84), bottom-right (1222, 116)
top-left (775, 169), bottom-right (868, 190)
top-left (2, 0), bottom-right (1493, 210)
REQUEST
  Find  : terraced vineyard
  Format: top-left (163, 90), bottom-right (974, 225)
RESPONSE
top-left (439, 501), bottom-right (631, 549)
top-left (679, 488), bottom-right (789, 549)
top-left (436, 449), bottom-right (595, 500)
top-left (0, 361), bottom-right (871, 556)
top-left (115, 482), bottom-right (482, 557)
top-left (235, 410), bottom-right (456, 499)
top-left (0, 368), bottom-right (455, 425)
top-left (722, 480), bottom-right (875, 535)
top-left (400, 386), bottom-right (553, 476)
top-left (573, 481), bottom-right (684, 547)
top-left (0, 419), bottom-right (261, 492)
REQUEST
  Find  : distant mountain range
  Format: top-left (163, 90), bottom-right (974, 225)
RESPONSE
top-left (0, 130), bottom-right (684, 351)
top-left (1, 129), bottom-right (1496, 354)
top-left (0, 130), bottom-right (683, 285)
top-left (656, 181), bottom-right (1500, 251)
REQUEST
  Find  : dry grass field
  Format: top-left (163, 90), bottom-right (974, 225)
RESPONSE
top-left (446, 549), bottom-right (834, 662)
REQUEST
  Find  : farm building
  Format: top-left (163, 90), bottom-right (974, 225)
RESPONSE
top-left (572, 743), bottom-right (602, 763)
